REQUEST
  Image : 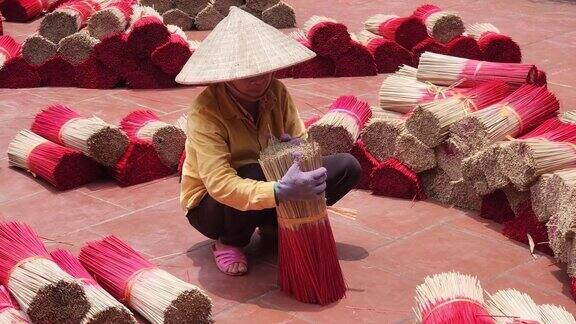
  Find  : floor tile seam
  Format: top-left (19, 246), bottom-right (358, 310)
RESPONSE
top-left (444, 222), bottom-right (534, 250)
top-left (78, 190), bottom-right (132, 212)
top-left (0, 190), bottom-right (44, 207)
top-left (71, 197), bottom-right (179, 233)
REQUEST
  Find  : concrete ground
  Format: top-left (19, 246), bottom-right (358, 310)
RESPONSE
top-left (1, 0), bottom-right (576, 322)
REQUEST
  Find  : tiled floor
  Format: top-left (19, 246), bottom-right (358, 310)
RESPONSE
top-left (2, 0), bottom-right (576, 322)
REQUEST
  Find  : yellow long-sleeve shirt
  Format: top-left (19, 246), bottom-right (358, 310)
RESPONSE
top-left (180, 79), bottom-right (306, 212)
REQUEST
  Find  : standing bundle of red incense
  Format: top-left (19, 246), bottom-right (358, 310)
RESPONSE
top-left (0, 285), bottom-right (29, 323)
top-left (411, 37), bottom-right (446, 65)
top-left (259, 140), bottom-right (345, 305)
top-left (364, 14), bottom-right (427, 50)
top-left (31, 104), bottom-right (129, 166)
top-left (39, 0), bottom-right (103, 43)
top-left (412, 4), bottom-right (464, 44)
top-left (151, 25), bottom-right (193, 76)
top-left (88, 0), bottom-right (135, 40)
top-left (37, 57), bottom-right (78, 87)
top-left (287, 30), bottom-right (335, 78)
top-left (51, 249), bottom-right (136, 323)
top-left (127, 6), bottom-right (170, 58)
top-left (413, 272), bottom-right (492, 323)
top-left (302, 15), bottom-right (353, 59)
top-left (79, 235), bottom-right (212, 323)
top-left (120, 110), bottom-right (186, 169)
top-left (467, 23), bottom-right (521, 63)
top-left (355, 30), bottom-right (413, 73)
top-left (334, 39), bottom-right (377, 77)
top-left (417, 52), bottom-right (537, 87)
top-left (0, 221), bottom-right (91, 323)
top-left (0, 56), bottom-right (42, 88)
top-left (308, 95), bottom-right (371, 156)
top-left (75, 54), bottom-right (121, 88)
top-left (8, 130), bottom-right (102, 190)
top-left (93, 32), bottom-right (138, 77)
top-left (371, 158), bottom-right (426, 200)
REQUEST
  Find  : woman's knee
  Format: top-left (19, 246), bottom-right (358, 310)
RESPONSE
top-left (339, 153), bottom-right (362, 182)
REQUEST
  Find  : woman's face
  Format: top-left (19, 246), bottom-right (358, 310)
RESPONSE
top-left (228, 73), bottom-right (273, 100)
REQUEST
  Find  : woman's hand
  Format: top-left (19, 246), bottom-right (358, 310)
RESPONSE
top-left (274, 152), bottom-right (327, 202)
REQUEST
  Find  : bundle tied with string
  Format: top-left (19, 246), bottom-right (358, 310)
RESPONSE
top-left (173, 0), bottom-right (209, 18)
top-left (0, 285), bottom-right (29, 323)
top-left (38, 57), bottom-right (78, 87)
top-left (88, 1), bottom-right (134, 39)
top-left (0, 56), bottom-right (42, 88)
top-left (486, 289), bottom-right (542, 324)
top-left (496, 117), bottom-right (576, 190)
top-left (139, 0), bottom-right (172, 14)
top-left (539, 304), bottom-right (576, 324)
top-left (212, 0), bottom-right (243, 16)
top-left (467, 23), bottom-right (521, 63)
top-left (363, 14), bottom-right (427, 50)
top-left (75, 54), bottom-right (120, 89)
top-left (127, 6), bottom-right (169, 58)
top-left (356, 30), bottom-right (413, 74)
top-left (445, 35), bottom-right (482, 60)
top-left (462, 115), bottom-right (576, 195)
top-left (0, 221), bottom-right (91, 323)
top-left (57, 29), bottom-right (99, 65)
top-left (151, 25), bottom-right (193, 76)
top-left (262, 2), bottom-right (296, 29)
top-left (174, 113), bottom-right (187, 174)
top-left (0, 0), bottom-right (43, 22)
top-left (195, 3), bottom-right (225, 30)
top-left (417, 52), bottom-right (537, 87)
top-left (125, 59), bottom-right (177, 89)
top-left (333, 37), bottom-right (377, 77)
top-left (412, 4), bottom-right (464, 44)
top-left (79, 236), bottom-right (212, 324)
top-left (21, 33), bottom-right (57, 66)
top-left (259, 140), bottom-right (345, 305)
top-left (360, 108), bottom-right (405, 163)
top-left (531, 168), bottom-right (576, 223)
top-left (371, 158), bottom-right (426, 200)
top-left (308, 96), bottom-right (371, 156)
top-left (8, 130), bottom-right (102, 190)
top-left (413, 272), bottom-right (492, 324)
top-left (239, 4), bottom-right (262, 19)
top-left (120, 110), bottom-right (186, 169)
top-left (379, 65), bottom-right (454, 113)
top-left (302, 15), bottom-right (353, 59)
top-left (545, 174), bottom-right (576, 262)
top-left (448, 178), bottom-right (482, 211)
top-left (420, 168), bottom-right (452, 204)
top-left (94, 32), bottom-right (138, 77)
top-left (412, 37), bottom-right (446, 65)
top-left (286, 30), bottom-right (335, 78)
top-left (407, 80), bottom-right (513, 147)
top-left (0, 35), bottom-right (22, 69)
top-left (51, 249), bottom-right (136, 324)
top-left (162, 9), bottom-right (194, 31)
top-left (447, 85), bottom-right (559, 161)
top-left (39, 0), bottom-right (102, 43)
top-left (546, 212), bottom-right (572, 263)
top-left (31, 104), bottom-right (129, 167)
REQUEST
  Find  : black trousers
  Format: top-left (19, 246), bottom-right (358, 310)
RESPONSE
top-left (186, 153), bottom-right (361, 247)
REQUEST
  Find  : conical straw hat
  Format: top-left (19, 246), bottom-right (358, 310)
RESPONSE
top-left (176, 7), bottom-right (315, 85)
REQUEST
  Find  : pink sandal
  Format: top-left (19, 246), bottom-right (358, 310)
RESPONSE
top-left (212, 244), bottom-right (248, 276)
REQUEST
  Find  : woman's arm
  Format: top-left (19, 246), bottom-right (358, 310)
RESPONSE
top-left (188, 108), bottom-right (276, 211)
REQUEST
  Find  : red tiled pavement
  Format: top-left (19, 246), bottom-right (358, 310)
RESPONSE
top-left (2, 0), bottom-right (576, 322)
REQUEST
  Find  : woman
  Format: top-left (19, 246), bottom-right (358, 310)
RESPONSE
top-left (176, 7), bottom-right (361, 276)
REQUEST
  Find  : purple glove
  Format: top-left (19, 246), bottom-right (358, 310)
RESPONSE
top-left (279, 133), bottom-right (302, 145)
top-left (274, 152), bottom-right (327, 203)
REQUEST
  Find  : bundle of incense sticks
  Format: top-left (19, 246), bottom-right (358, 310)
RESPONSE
top-left (417, 52), bottom-right (537, 87)
top-left (31, 104), bottom-right (129, 167)
top-left (307, 96), bottom-right (372, 156)
top-left (302, 15), bottom-right (353, 59)
top-left (359, 109), bottom-right (404, 162)
top-left (413, 272), bottom-right (492, 323)
top-left (486, 289), bottom-right (542, 323)
top-left (413, 4), bottom-right (465, 43)
top-left (259, 140), bottom-right (345, 304)
top-left (397, 80), bottom-right (512, 172)
top-left (7, 130), bottom-right (103, 190)
top-left (467, 23), bottom-right (521, 63)
top-left (363, 14), bottom-right (427, 50)
top-left (379, 65), bottom-right (455, 114)
top-left (0, 222), bottom-right (91, 323)
top-left (355, 30), bottom-right (413, 74)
